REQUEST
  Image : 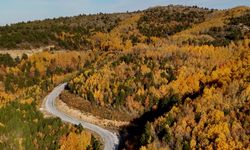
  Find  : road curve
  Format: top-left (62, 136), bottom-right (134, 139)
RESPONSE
top-left (44, 83), bottom-right (119, 150)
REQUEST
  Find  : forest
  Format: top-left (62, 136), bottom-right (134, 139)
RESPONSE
top-left (0, 5), bottom-right (249, 150)
top-left (0, 101), bottom-right (101, 150)
top-left (0, 51), bottom-right (101, 149)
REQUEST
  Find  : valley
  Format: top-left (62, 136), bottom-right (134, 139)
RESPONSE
top-left (0, 4), bottom-right (249, 150)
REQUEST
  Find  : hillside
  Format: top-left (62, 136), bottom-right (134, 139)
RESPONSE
top-left (0, 6), bottom-right (249, 51)
top-left (0, 13), bottom-right (133, 50)
top-left (0, 5), bottom-right (249, 150)
top-left (0, 50), bottom-right (104, 149)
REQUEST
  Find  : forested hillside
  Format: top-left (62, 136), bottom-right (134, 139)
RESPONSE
top-left (0, 51), bottom-right (101, 149)
top-left (0, 5), bottom-right (249, 150)
top-left (65, 40), bottom-right (250, 149)
top-left (0, 13), bottom-right (132, 50)
top-left (1, 6), bottom-right (249, 51)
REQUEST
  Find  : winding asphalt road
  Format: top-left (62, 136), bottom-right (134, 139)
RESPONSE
top-left (44, 83), bottom-right (119, 150)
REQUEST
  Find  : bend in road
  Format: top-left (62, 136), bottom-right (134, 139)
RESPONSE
top-left (44, 83), bottom-right (119, 150)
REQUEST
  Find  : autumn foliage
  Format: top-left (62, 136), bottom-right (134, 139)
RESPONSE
top-left (0, 5), bottom-right (249, 150)
top-left (67, 37), bottom-right (250, 150)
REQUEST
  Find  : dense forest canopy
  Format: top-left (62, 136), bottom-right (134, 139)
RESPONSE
top-left (0, 5), bottom-right (249, 150)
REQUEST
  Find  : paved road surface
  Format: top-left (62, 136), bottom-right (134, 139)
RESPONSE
top-left (44, 83), bottom-right (119, 150)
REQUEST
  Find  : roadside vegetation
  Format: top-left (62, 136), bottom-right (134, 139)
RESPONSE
top-left (66, 40), bottom-right (250, 149)
top-left (0, 51), bottom-right (101, 149)
top-left (0, 101), bottom-right (101, 150)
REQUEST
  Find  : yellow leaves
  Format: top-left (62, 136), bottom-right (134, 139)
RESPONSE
top-left (71, 67), bottom-right (115, 105)
top-left (93, 90), bottom-right (104, 106)
top-left (56, 31), bottom-right (66, 40)
top-left (29, 51), bottom-right (84, 70)
top-left (124, 40), bottom-right (133, 50)
top-left (92, 31), bottom-right (106, 41)
top-left (111, 13), bottom-right (141, 36)
top-left (159, 85), bottom-right (168, 96)
top-left (60, 132), bottom-right (78, 150)
top-left (91, 14), bottom-right (143, 51)
top-left (137, 88), bottom-right (145, 96)
top-left (170, 7), bottom-right (249, 44)
top-left (79, 131), bottom-right (92, 150)
top-left (190, 139), bottom-right (196, 149)
top-left (34, 61), bottom-right (46, 75)
top-left (126, 95), bottom-right (142, 111)
top-left (205, 121), bottom-right (232, 150)
top-left (210, 67), bottom-right (232, 85)
top-left (18, 138), bottom-right (24, 150)
top-left (140, 146), bottom-right (147, 150)
top-left (7, 66), bottom-right (19, 75)
top-left (20, 97), bottom-right (33, 105)
top-left (24, 85), bottom-right (42, 98)
top-left (62, 31), bottom-right (250, 148)
top-left (141, 143), bottom-right (159, 150)
top-left (186, 76), bottom-right (201, 92)
top-left (0, 122), bottom-right (5, 128)
top-left (149, 86), bottom-right (161, 99)
top-left (244, 84), bottom-right (250, 98)
top-left (228, 6), bottom-right (250, 17)
top-left (0, 91), bottom-right (15, 106)
top-left (60, 131), bottom-right (92, 150)
top-left (140, 64), bottom-right (151, 75)
top-left (204, 84), bottom-right (216, 94)
top-left (215, 139), bottom-right (230, 150)
top-left (210, 110), bottom-right (225, 123)
top-left (170, 106), bottom-right (180, 114)
top-left (207, 122), bottom-right (230, 140)
top-left (108, 33), bottom-right (123, 51)
top-left (73, 74), bottom-right (84, 84)
top-left (92, 32), bottom-right (123, 51)
top-left (150, 37), bottom-right (161, 46)
top-left (170, 67), bottom-right (203, 96)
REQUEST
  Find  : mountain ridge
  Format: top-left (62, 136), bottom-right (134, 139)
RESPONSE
top-left (0, 5), bottom-right (249, 50)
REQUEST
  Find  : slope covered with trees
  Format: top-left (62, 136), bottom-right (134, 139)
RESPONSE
top-left (0, 13), bottom-right (132, 50)
top-left (0, 5), bottom-right (249, 150)
top-left (171, 6), bottom-right (250, 46)
top-left (0, 51), bottom-right (101, 149)
top-left (0, 101), bottom-right (101, 150)
top-left (66, 36), bottom-right (250, 150)
top-left (137, 6), bottom-right (213, 37)
top-left (201, 10), bottom-right (250, 46)
top-left (1, 5), bottom-right (249, 50)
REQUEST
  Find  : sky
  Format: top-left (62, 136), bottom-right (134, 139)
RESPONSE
top-left (0, 0), bottom-right (249, 26)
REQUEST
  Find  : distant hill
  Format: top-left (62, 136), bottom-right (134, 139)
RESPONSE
top-left (0, 12), bottom-right (134, 50)
top-left (0, 5), bottom-right (249, 50)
